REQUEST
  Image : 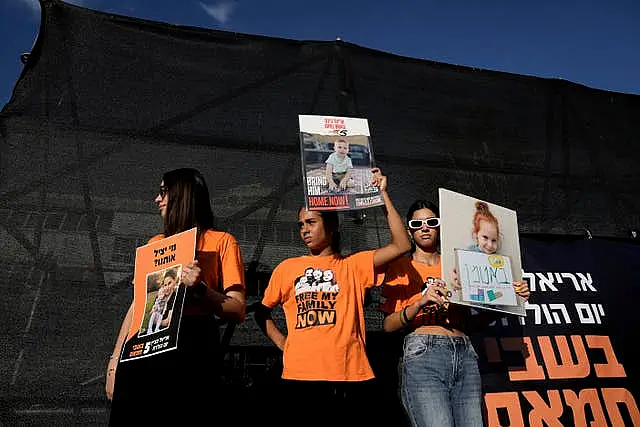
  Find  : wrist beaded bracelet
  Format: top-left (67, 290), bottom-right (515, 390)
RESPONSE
top-left (401, 306), bottom-right (411, 325)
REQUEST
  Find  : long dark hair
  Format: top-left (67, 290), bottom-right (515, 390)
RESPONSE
top-left (162, 168), bottom-right (215, 238)
top-left (406, 199), bottom-right (440, 253)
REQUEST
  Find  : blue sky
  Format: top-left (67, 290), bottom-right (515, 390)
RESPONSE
top-left (1, 0), bottom-right (639, 108)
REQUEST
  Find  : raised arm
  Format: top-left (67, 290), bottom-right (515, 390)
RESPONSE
top-left (372, 168), bottom-right (411, 268)
top-left (254, 304), bottom-right (286, 351)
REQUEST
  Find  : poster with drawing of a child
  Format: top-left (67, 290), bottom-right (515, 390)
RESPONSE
top-left (299, 115), bottom-right (383, 211)
top-left (439, 188), bottom-right (526, 316)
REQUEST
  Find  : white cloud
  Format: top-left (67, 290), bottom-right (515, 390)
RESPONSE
top-left (199, 1), bottom-right (235, 24)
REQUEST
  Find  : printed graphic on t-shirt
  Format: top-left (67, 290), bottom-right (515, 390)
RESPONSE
top-left (294, 267), bottom-right (340, 329)
top-left (419, 275), bottom-right (451, 324)
top-left (420, 276), bottom-right (440, 293)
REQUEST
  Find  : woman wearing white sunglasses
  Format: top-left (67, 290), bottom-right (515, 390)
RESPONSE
top-left (379, 199), bottom-right (528, 427)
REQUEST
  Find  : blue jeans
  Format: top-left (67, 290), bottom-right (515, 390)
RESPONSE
top-left (400, 334), bottom-right (483, 427)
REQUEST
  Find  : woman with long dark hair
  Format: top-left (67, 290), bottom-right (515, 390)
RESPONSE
top-left (379, 199), bottom-right (529, 427)
top-left (254, 168), bottom-right (411, 427)
top-left (106, 168), bottom-right (245, 424)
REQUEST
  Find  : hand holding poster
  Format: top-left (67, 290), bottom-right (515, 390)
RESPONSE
top-left (299, 114), bottom-right (383, 211)
top-left (120, 227), bottom-right (197, 362)
top-left (439, 188), bottom-right (526, 316)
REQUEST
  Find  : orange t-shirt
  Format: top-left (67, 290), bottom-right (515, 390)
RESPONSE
top-left (379, 256), bottom-right (445, 328)
top-left (148, 230), bottom-right (245, 315)
top-left (262, 251), bottom-right (376, 381)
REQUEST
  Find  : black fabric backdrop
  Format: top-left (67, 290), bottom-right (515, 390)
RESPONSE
top-left (1, 1), bottom-right (639, 425)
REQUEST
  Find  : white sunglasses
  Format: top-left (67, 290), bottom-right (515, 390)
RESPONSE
top-left (408, 218), bottom-right (440, 230)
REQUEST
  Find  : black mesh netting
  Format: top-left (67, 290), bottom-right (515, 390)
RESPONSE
top-left (1, 0), bottom-right (639, 424)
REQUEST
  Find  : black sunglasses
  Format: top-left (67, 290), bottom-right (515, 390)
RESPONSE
top-left (157, 186), bottom-right (168, 199)
top-left (408, 218), bottom-right (440, 230)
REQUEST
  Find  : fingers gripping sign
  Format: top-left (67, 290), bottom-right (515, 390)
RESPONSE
top-left (420, 280), bottom-right (449, 308)
top-left (370, 168), bottom-right (387, 192)
top-left (181, 260), bottom-right (202, 287)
